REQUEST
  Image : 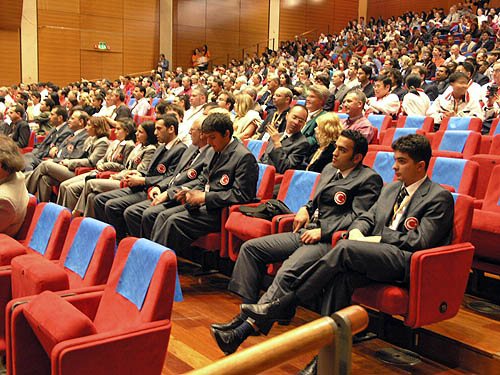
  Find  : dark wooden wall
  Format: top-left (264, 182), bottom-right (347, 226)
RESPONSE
top-left (173, 0), bottom-right (269, 70)
top-left (279, 0), bottom-right (358, 43)
top-left (0, 0), bottom-right (23, 85)
top-left (37, 0), bottom-right (159, 86)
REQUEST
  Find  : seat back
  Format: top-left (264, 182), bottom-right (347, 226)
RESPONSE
top-left (24, 203), bottom-right (72, 260)
top-left (93, 238), bottom-right (178, 332)
top-left (490, 118), bottom-right (500, 135)
top-left (481, 165), bottom-right (500, 213)
top-left (256, 163), bottom-right (276, 200)
top-left (432, 130), bottom-right (481, 158)
top-left (277, 170), bottom-right (320, 213)
top-left (380, 128), bottom-right (419, 146)
top-left (367, 114), bottom-right (391, 133)
top-left (451, 193), bottom-right (474, 243)
top-left (244, 140), bottom-right (268, 160)
top-left (363, 151), bottom-right (395, 183)
top-left (427, 157), bottom-right (478, 195)
top-left (127, 97), bottom-right (136, 109)
top-left (151, 97), bottom-right (160, 107)
top-left (397, 116), bottom-right (434, 132)
top-left (440, 116), bottom-right (482, 132)
top-left (491, 134), bottom-right (500, 155)
top-left (15, 195), bottom-right (38, 241)
top-left (333, 112), bottom-right (348, 119)
top-left (60, 217), bottom-right (116, 288)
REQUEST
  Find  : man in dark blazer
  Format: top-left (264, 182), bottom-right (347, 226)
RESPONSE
top-left (210, 130), bottom-right (383, 355)
top-left (238, 134), bottom-right (454, 374)
top-left (94, 114), bottom-right (186, 239)
top-left (6, 105), bottom-right (30, 148)
top-left (258, 105), bottom-right (310, 174)
top-left (123, 115), bottom-right (213, 239)
top-left (150, 113), bottom-right (259, 256)
top-left (24, 106), bottom-right (75, 171)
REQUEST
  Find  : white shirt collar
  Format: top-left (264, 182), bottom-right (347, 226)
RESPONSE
top-left (165, 137), bottom-right (179, 150)
top-left (404, 175), bottom-right (427, 198)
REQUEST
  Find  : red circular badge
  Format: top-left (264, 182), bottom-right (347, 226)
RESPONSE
top-left (67, 144), bottom-right (74, 152)
top-left (187, 168), bottom-right (197, 179)
top-left (404, 217), bottom-right (419, 231)
top-left (135, 157), bottom-right (142, 165)
top-left (334, 191), bottom-right (347, 205)
top-left (220, 174), bottom-right (230, 186)
top-left (157, 164), bottom-right (166, 174)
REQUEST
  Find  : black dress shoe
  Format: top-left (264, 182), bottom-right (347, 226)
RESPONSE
top-left (241, 299), bottom-right (295, 324)
top-left (210, 327), bottom-right (245, 355)
top-left (298, 356), bottom-right (317, 375)
top-left (210, 314), bottom-right (245, 331)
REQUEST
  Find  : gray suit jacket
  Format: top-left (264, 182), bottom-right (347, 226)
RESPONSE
top-left (259, 132), bottom-right (309, 174)
top-left (304, 163), bottom-right (383, 242)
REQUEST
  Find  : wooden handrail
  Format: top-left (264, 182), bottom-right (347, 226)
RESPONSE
top-left (184, 305), bottom-right (368, 375)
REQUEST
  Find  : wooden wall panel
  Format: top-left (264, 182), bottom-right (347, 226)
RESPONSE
top-left (37, 0), bottom-right (159, 86)
top-left (306, 0), bottom-right (334, 36)
top-left (333, 0), bottom-right (358, 34)
top-left (366, 0), bottom-right (455, 20)
top-left (0, 30), bottom-right (21, 85)
top-left (279, 0), bottom-right (307, 44)
top-left (0, 0), bottom-right (23, 30)
top-left (173, 0), bottom-right (269, 69)
top-left (123, 19), bottom-right (159, 75)
top-left (38, 9), bottom-right (81, 85)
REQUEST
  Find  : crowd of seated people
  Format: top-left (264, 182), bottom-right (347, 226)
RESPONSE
top-left (0, 1), bottom-right (499, 374)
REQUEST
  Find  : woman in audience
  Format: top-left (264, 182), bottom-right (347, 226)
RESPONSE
top-left (27, 116), bottom-right (110, 202)
top-left (57, 118), bottom-right (137, 212)
top-left (306, 113), bottom-right (343, 173)
top-left (73, 120), bottom-right (157, 218)
top-left (402, 74), bottom-right (431, 116)
top-left (0, 135), bottom-right (29, 237)
top-left (232, 93), bottom-right (261, 141)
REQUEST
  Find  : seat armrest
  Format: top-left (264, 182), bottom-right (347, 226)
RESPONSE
top-left (406, 242), bottom-right (474, 328)
top-left (331, 231), bottom-right (347, 246)
top-left (473, 199), bottom-right (483, 210)
top-left (272, 214), bottom-right (296, 234)
top-left (274, 214), bottom-right (296, 233)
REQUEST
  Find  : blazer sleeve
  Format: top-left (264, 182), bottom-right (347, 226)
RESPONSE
top-left (205, 152), bottom-right (258, 209)
top-left (379, 189), bottom-right (454, 251)
top-left (15, 123), bottom-right (31, 148)
top-left (319, 173), bottom-right (383, 242)
top-left (268, 139), bottom-right (309, 174)
top-left (66, 138), bottom-right (109, 170)
top-left (144, 145), bottom-right (185, 187)
top-left (99, 141), bottom-right (135, 171)
top-left (136, 146), bottom-right (157, 174)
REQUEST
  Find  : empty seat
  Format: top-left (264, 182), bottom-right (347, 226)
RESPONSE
top-left (440, 116), bottom-right (482, 132)
top-left (426, 157), bottom-right (479, 195)
top-left (396, 116), bottom-right (434, 132)
top-left (431, 130), bottom-right (481, 159)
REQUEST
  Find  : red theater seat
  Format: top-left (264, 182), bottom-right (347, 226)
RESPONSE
top-left (426, 157), bottom-right (479, 195)
top-left (14, 195), bottom-right (38, 242)
top-left (439, 116), bottom-right (482, 132)
top-left (363, 151), bottom-right (396, 184)
top-left (352, 193), bottom-right (475, 329)
top-left (243, 139), bottom-right (268, 160)
top-left (431, 130), bottom-right (481, 159)
top-left (192, 163), bottom-right (276, 257)
top-left (396, 116), bottom-right (434, 132)
top-left (471, 165), bottom-right (500, 275)
top-left (226, 169), bottom-right (320, 261)
top-left (0, 202), bottom-right (71, 267)
top-left (369, 128), bottom-right (425, 152)
top-left (6, 237), bottom-right (178, 375)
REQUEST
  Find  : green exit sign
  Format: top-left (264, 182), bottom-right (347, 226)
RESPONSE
top-left (94, 42), bottom-right (110, 50)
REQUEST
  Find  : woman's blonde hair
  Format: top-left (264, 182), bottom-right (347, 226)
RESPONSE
top-left (315, 113), bottom-right (342, 147)
top-left (89, 116), bottom-right (111, 138)
top-left (234, 93), bottom-right (254, 117)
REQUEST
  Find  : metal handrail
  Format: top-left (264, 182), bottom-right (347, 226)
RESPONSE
top-left (183, 305), bottom-right (368, 375)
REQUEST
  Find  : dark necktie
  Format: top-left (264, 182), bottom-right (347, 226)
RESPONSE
top-left (183, 149), bottom-right (200, 171)
top-left (394, 187), bottom-right (408, 212)
top-left (334, 171), bottom-right (343, 181)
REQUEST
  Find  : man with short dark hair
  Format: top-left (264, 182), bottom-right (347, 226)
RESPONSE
top-left (239, 134), bottom-right (454, 375)
top-left (357, 64), bottom-right (375, 98)
top-left (131, 85), bottom-right (151, 117)
top-left (110, 88), bottom-right (132, 120)
top-left (6, 105), bottom-right (30, 148)
top-left (94, 114), bottom-right (187, 239)
top-left (208, 78), bottom-right (224, 102)
top-left (210, 130), bottom-right (383, 357)
top-left (365, 76), bottom-right (400, 117)
top-left (410, 65), bottom-right (439, 101)
top-left (324, 71), bottom-right (351, 111)
top-left (150, 113), bottom-right (259, 255)
top-left (216, 90), bottom-right (236, 112)
top-left (23, 106), bottom-right (73, 171)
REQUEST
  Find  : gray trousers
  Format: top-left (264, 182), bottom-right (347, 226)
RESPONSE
top-left (151, 205), bottom-right (222, 256)
top-left (56, 172), bottom-right (92, 211)
top-left (228, 230), bottom-right (332, 304)
top-left (74, 178), bottom-right (121, 217)
top-left (123, 199), bottom-right (180, 239)
top-left (25, 161), bottom-right (75, 202)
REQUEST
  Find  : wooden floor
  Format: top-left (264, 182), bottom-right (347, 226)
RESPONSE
top-left (161, 266), bottom-right (475, 375)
